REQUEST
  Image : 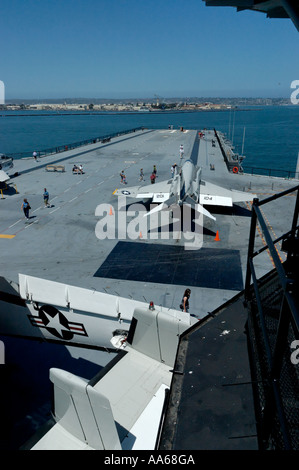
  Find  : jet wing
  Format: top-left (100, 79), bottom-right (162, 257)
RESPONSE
top-left (184, 196), bottom-right (216, 221)
top-left (200, 180), bottom-right (256, 207)
top-left (0, 170), bottom-right (10, 183)
top-left (113, 179), bottom-right (172, 202)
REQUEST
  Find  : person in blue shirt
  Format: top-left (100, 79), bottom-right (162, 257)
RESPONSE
top-left (22, 198), bottom-right (30, 219)
top-left (43, 188), bottom-right (50, 207)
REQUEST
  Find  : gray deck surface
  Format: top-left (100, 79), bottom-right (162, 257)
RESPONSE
top-left (159, 294), bottom-right (258, 450)
top-left (0, 127), bottom-right (297, 449)
top-left (1, 128), bottom-right (295, 311)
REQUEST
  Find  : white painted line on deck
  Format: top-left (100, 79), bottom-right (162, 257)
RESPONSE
top-left (9, 220), bottom-right (22, 228)
top-left (64, 187), bottom-right (71, 193)
top-left (69, 197), bottom-right (78, 203)
top-left (49, 207), bottom-right (60, 213)
top-left (84, 188), bottom-right (92, 193)
top-left (25, 220), bottom-right (39, 228)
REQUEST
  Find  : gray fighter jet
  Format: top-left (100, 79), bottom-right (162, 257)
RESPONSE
top-left (113, 159), bottom-right (256, 220)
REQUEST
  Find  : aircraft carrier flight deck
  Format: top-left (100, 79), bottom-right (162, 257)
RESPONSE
top-left (0, 127), bottom-right (298, 450)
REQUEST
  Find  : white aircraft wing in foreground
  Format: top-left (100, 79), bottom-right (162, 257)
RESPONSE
top-left (0, 274), bottom-right (196, 352)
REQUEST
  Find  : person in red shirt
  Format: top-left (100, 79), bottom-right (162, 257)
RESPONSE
top-left (150, 173), bottom-right (156, 184)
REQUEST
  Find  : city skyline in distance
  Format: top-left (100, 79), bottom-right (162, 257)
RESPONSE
top-left (3, 96), bottom-right (291, 105)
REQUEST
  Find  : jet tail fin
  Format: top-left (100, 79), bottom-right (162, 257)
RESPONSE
top-left (144, 195), bottom-right (177, 217)
top-left (0, 170), bottom-right (10, 183)
top-left (185, 196), bottom-right (216, 221)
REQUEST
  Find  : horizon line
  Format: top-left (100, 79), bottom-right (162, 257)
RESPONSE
top-left (4, 96), bottom-right (290, 101)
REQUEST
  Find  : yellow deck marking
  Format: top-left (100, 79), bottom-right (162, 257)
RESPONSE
top-left (0, 234), bottom-right (16, 239)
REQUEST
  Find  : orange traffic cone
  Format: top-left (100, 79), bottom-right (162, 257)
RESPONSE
top-left (214, 230), bottom-right (220, 241)
top-left (139, 231), bottom-right (142, 238)
top-left (109, 206), bottom-right (113, 215)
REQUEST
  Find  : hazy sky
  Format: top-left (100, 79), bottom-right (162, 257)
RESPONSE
top-left (1, 0), bottom-right (298, 99)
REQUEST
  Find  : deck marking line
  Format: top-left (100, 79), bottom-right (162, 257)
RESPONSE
top-left (0, 234), bottom-right (16, 239)
top-left (9, 220), bottom-right (22, 228)
top-left (49, 207), bottom-right (60, 213)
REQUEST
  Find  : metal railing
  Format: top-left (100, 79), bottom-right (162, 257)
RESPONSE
top-left (4, 127), bottom-right (145, 160)
top-left (213, 128), bottom-right (239, 172)
top-left (245, 184), bottom-right (299, 449)
top-left (243, 166), bottom-right (299, 180)
top-left (214, 128), bottom-right (298, 179)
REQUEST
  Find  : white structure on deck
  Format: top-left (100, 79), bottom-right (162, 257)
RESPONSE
top-left (31, 303), bottom-right (193, 450)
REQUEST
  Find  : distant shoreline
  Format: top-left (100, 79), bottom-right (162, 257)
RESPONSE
top-left (0, 108), bottom-right (261, 118)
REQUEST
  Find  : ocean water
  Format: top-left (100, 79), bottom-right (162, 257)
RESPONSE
top-left (0, 105), bottom-right (298, 448)
top-left (0, 106), bottom-right (298, 173)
